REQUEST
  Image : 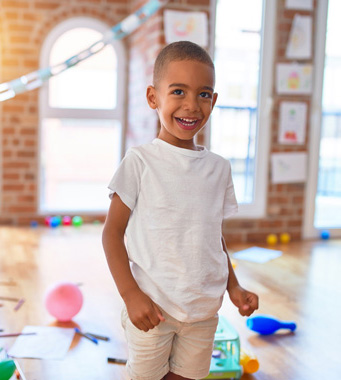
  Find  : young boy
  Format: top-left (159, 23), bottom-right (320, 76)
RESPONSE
top-left (102, 41), bottom-right (258, 380)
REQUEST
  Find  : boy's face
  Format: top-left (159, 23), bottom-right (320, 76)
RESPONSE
top-left (147, 59), bottom-right (218, 149)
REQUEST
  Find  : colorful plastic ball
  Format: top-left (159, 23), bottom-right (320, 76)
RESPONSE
top-left (30, 220), bottom-right (39, 228)
top-left (266, 234), bottom-right (278, 245)
top-left (320, 230), bottom-right (330, 240)
top-left (44, 282), bottom-right (83, 322)
top-left (49, 216), bottom-right (60, 228)
top-left (55, 215), bottom-right (62, 226)
top-left (62, 216), bottom-right (72, 226)
top-left (280, 232), bottom-right (291, 244)
top-left (44, 216), bottom-right (51, 226)
top-left (72, 216), bottom-right (83, 227)
top-left (0, 359), bottom-right (16, 380)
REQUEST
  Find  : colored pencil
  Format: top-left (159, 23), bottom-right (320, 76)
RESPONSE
top-left (14, 298), bottom-right (25, 311)
top-left (107, 357), bottom-right (127, 365)
top-left (0, 332), bottom-right (36, 338)
top-left (74, 328), bottom-right (98, 344)
top-left (86, 332), bottom-right (110, 341)
top-left (0, 296), bottom-right (20, 302)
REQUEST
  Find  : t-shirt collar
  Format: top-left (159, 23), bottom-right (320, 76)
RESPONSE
top-left (153, 138), bottom-right (208, 158)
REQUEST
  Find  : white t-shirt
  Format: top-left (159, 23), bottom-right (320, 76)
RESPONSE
top-left (108, 138), bottom-right (238, 322)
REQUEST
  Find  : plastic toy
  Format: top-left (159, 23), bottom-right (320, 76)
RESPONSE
top-left (0, 359), bottom-right (16, 380)
top-left (62, 216), bottom-right (72, 226)
top-left (44, 216), bottom-right (51, 226)
top-left (279, 232), bottom-right (291, 244)
top-left (72, 216), bottom-right (83, 227)
top-left (30, 220), bottom-right (38, 228)
top-left (320, 230), bottom-right (330, 240)
top-left (266, 234), bottom-right (278, 245)
top-left (44, 282), bottom-right (83, 322)
top-left (240, 348), bottom-right (259, 374)
top-left (49, 216), bottom-right (60, 228)
top-left (205, 316), bottom-right (242, 379)
top-left (246, 314), bottom-right (297, 335)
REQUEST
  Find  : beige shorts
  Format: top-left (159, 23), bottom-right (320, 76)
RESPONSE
top-left (121, 306), bottom-right (218, 380)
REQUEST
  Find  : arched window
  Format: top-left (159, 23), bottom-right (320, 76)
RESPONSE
top-left (39, 18), bottom-right (125, 213)
top-left (211, 0), bottom-right (275, 217)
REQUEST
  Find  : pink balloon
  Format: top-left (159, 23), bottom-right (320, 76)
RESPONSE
top-left (45, 282), bottom-right (83, 321)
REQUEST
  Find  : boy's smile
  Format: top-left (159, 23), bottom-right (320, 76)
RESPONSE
top-left (147, 60), bottom-right (218, 150)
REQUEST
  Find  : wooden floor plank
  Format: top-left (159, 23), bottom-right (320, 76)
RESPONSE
top-left (0, 226), bottom-right (340, 380)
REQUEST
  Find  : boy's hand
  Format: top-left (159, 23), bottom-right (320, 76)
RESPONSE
top-left (124, 288), bottom-right (165, 332)
top-left (228, 285), bottom-right (259, 317)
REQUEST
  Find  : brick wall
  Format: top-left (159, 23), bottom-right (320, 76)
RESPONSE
top-left (125, 0), bottom-right (211, 149)
top-left (0, 0), bottom-right (318, 243)
top-left (0, 0), bottom-right (129, 225)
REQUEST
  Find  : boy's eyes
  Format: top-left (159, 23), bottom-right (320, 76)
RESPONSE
top-left (171, 89), bottom-right (212, 98)
top-left (200, 91), bottom-right (212, 99)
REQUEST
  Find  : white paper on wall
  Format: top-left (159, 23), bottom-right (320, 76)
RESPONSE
top-left (285, 0), bottom-right (313, 10)
top-left (286, 14), bottom-right (312, 59)
top-left (278, 101), bottom-right (307, 145)
top-left (271, 152), bottom-right (307, 184)
top-left (164, 10), bottom-right (208, 47)
top-left (276, 63), bottom-right (313, 95)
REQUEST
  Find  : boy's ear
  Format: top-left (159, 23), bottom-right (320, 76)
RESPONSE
top-left (146, 85), bottom-right (157, 109)
top-left (212, 92), bottom-right (218, 109)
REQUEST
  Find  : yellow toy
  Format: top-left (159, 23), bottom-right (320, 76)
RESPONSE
top-left (240, 348), bottom-right (259, 374)
top-left (266, 233), bottom-right (278, 245)
top-left (280, 232), bottom-right (291, 244)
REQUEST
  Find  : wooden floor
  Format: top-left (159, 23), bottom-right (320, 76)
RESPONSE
top-left (0, 225), bottom-right (340, 380)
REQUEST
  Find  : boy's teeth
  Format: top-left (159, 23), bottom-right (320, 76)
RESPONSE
top-left (179, 118), bottom-right (196, 124)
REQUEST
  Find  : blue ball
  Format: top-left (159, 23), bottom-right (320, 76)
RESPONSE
top-left (50, 216), bottom-right (60, 228)
top-left (320, 230), bottom-right (330, 240)
top-left (30, 220), bottom-right (38, 228)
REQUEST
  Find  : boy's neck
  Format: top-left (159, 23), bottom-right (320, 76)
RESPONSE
top-left (157, 135), bottom-right (201, 151)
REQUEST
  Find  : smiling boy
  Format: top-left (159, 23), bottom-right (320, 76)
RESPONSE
top-left (102, 41), bottom-right (258, 380)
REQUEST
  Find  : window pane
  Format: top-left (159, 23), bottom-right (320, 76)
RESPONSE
top-left (314, 0), bottom-right (341, 228)
top-left (49, 28), bottom-right (117, 109)
top-left (40, 118), bottom-right (121, 212)
top-left (212, 0), bottom-right (262, 204)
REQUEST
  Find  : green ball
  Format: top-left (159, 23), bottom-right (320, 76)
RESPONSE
top-left (72, 216), bottom-right (83, 227)
top-left (0, 359), bottom-right (16, 380)
top-left (55, 215), bottom-right (62, 226)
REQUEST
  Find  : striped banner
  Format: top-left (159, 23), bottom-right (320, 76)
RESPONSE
top-left (0, 0), bottom-right (166, 102)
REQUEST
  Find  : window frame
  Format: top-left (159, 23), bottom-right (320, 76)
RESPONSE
top-left (38, 17), bottom-right (126, 215)
top-left (209, 0), bottom-right (276, 218)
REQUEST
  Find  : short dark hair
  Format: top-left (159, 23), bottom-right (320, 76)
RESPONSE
top-left (153, 41), bottom-right (215, 88)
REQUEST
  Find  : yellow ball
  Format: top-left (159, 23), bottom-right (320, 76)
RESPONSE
top-left (266, 234), bottom-right (278, 245)
top-left (280, 232), bottom-right (291, 244)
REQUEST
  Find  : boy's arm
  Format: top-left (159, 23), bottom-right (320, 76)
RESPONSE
top-left (221, 236), bottom-right (259, 316)
top-left (102, 193), bottom-right (165, 331)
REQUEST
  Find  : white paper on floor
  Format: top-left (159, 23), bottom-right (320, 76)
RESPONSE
top-left (232, 247), bottom-right (282, 263)
top-left (8, 325), bottom-right (75, 360)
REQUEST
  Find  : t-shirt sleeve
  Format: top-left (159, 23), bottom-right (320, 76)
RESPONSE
top-left (107, 149), bottom-right (144, 210)
top-left (223, 160), bottom-right (238, 219)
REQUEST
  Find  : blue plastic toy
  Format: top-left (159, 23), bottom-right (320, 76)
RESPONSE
top-left (320, 230), bottom-right (330, 240)
top-left (205, 316), bottom-right (242, 379)
top-left (246, 314), bottom-right (297, 335)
